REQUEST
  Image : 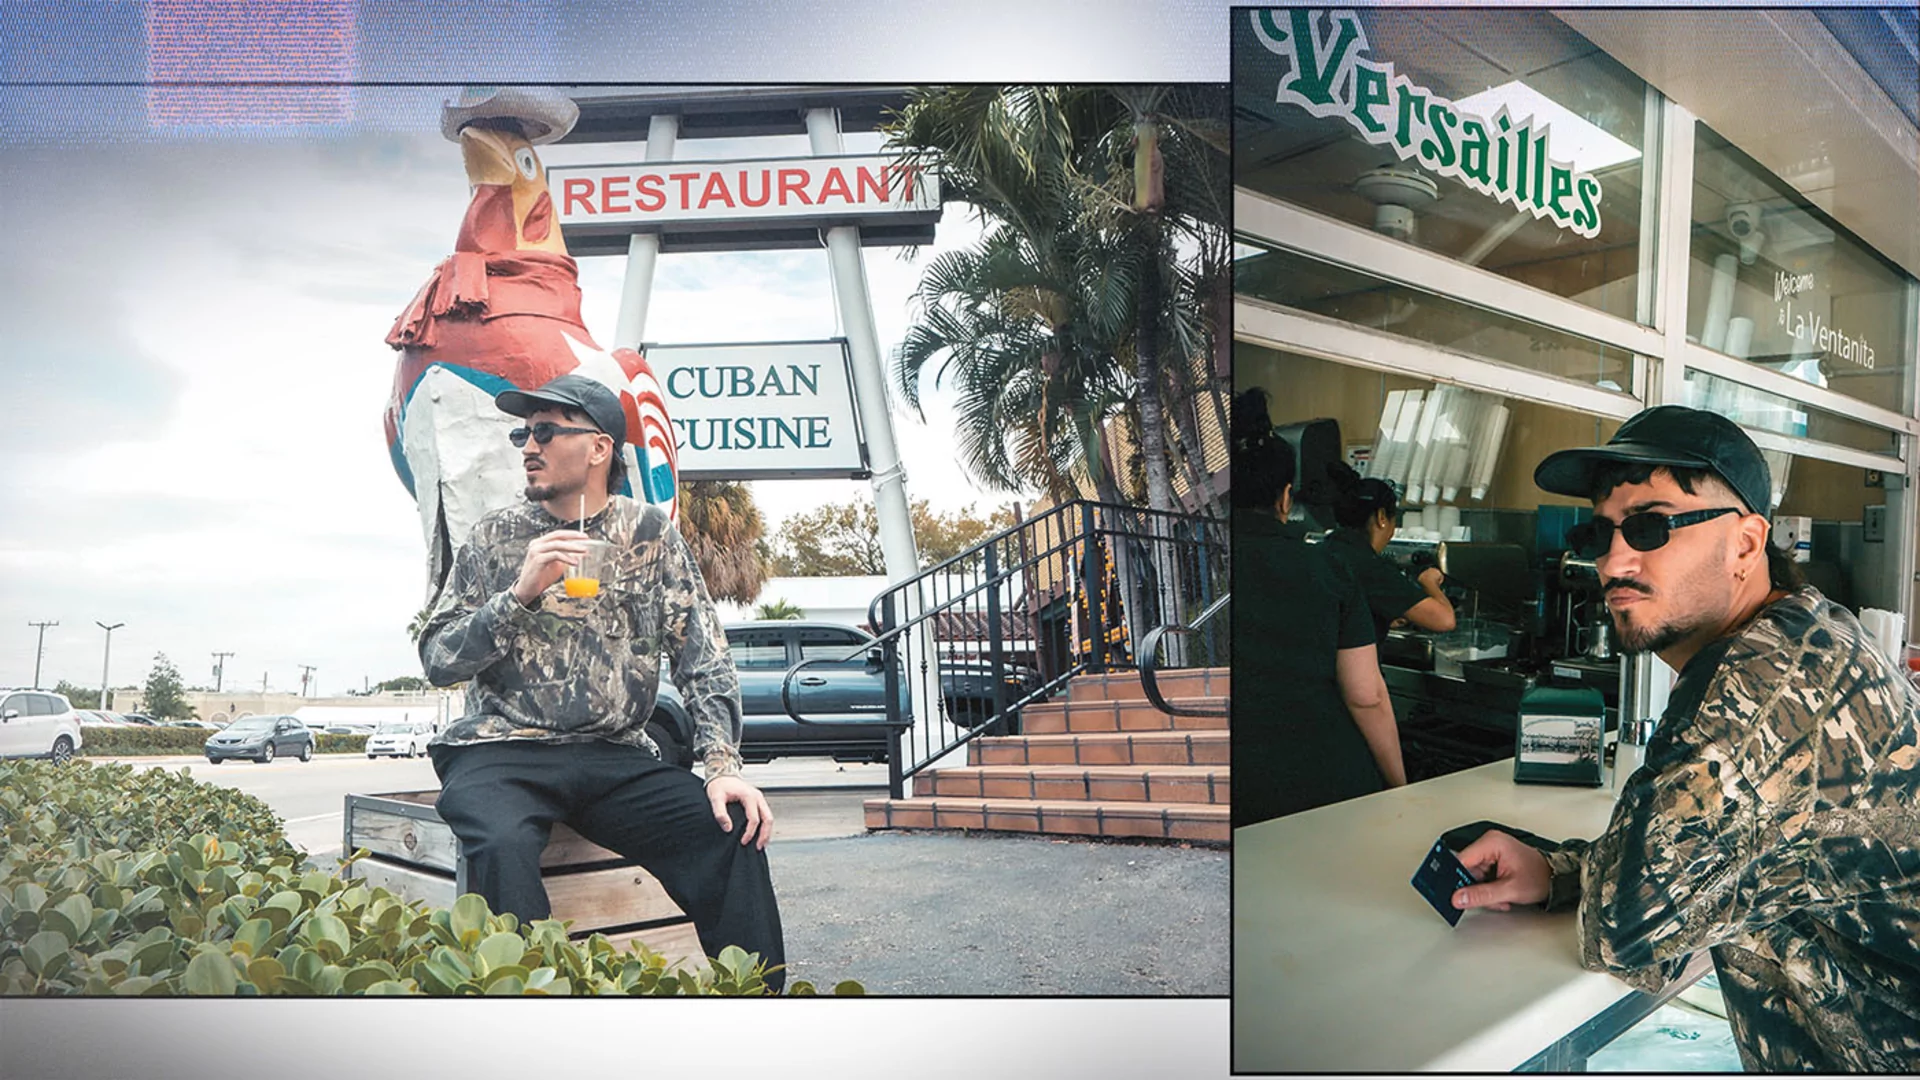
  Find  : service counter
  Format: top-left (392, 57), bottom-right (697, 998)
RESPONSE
top-left (1232, 757), bottom-right (1709, 1072)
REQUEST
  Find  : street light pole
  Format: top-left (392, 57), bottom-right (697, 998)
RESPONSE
top-left (27, 621), bottom-right (57, 689)
top-left (96, 622), bottom-right (124, 711)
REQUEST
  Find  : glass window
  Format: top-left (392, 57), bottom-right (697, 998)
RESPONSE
top-left (27, 695), bottom-right (59, 716)
top-left (1681, 370), bottom-right (1898, 458)
top-left (1, 695), bottom-right (23, 717)
top-left (1234, 8), bottom-right (1652, 321)
top-left (1236, 242), bottom-right (1640, 394)
top-left (1236, 343), bottom-right (1624, 513)
top-left (798, 629), bottom-right (869, 664)
top-left (727, 631), bottom-right (789, 670)
top-left (1687, 124), bottom-right (1916, 416)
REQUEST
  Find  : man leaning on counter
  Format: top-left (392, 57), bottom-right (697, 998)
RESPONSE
top-left (1451, 406), bottom-right (1920, 1071)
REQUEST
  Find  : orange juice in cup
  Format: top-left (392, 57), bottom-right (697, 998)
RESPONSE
top-left (563, 539), bottom-right (613, 599)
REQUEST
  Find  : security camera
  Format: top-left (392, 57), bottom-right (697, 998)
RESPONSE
top-left (1726, 203), bottom-right (1766, 265)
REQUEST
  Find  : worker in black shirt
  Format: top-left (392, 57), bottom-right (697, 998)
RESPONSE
top-left (1318, 461), bottom-right (1456, 645)
top-left (1233, 390), bottom-right (1406, 826)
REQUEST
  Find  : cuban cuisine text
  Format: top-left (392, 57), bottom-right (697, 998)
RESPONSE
top-left (667, 364), bottom-right (833, 451)
top-left (551, 156), bottom-right (937, 226)
top-left (1252, 9), bottom-right (1608, 238)
top-left (647, 342), bottom-right (866, 479)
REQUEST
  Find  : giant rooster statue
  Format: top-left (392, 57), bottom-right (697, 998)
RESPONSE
top-left (385, 87), bottom-right (679, 598)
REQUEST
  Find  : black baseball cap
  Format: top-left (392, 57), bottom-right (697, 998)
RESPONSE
top-left (494, 373), bottom-right (627, 445)
top-left (1534, 405), bottom-right (1772, 516)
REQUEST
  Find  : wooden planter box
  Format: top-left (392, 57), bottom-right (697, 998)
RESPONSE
top-left (341, 790), bottom-right (701, 968)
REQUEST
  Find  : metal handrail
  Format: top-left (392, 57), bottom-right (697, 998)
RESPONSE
top-left (777, 499), bottom-right (1227, 799)
top-left (1138, 592), bottom-right (1230, 718)
top-left (778, 653), bottom-right (912, 729)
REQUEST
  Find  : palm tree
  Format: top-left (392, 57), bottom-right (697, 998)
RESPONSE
top-left (756, 598), bottom-right (804, 620)
top-left (407, 604), bottom-right (433, 644)
top-left (1081, 84), bottom-right (1232, 517)
top-left (887, 86), bottom-right (1138, 505)
top-left (677, 480), bottom-right (769, 605)
top-left (884, 85), bottom-right (1230, 515)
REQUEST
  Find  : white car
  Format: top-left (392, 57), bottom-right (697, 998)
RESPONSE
top-left (365, 722), bottom-right (434, 759)
top-left (0, 689), bottom-right (85, 764)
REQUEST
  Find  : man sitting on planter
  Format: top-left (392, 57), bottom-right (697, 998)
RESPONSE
top-left (417, 374), bottom-right (783, 986)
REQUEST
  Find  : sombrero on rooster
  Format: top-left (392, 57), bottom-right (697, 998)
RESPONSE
top-left (440, 86), bottom-right (580, 145)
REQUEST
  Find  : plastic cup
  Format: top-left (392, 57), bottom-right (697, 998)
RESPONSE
top-left (563, 539), bottom-right (614, 598)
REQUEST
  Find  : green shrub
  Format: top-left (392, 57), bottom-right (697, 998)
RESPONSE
top-left (78, 726), bottom-right (210, 757)
top-left (0, 761), bottom-right (856, 996)
top-left (314, 734), bottom-right (369, 755)
top-left (80, 728), bottom-right (368, 757)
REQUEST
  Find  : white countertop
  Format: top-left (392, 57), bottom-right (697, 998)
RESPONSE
top-left (1233, 758), bottom-right (1658, 1072)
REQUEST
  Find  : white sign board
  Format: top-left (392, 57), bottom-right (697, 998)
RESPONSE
top-left (550, 154), bottom-right (940, 233)
top-left (647, 340), bottom-right (868, 480)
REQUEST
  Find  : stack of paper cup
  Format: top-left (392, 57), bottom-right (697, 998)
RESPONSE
top-left (1859, 609), bottom-right (1908, 670)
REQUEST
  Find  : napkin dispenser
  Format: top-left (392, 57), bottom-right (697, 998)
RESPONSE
top-left (1513, 683), bottom-right (1607, 786)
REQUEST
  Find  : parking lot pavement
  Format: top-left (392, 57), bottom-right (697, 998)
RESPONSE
top-left (771, 831), bottom-right (1229, 995)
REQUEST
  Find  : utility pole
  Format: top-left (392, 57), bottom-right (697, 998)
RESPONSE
top-left (27, 621), bottom-right (57, 689)
top-left (298, 665), bottom-right (316, 698)
top-left (261, 671), bottom-right (268, 692)
top-left (211, 651), bottom-right (234, 693)
top-left (96, 622), bottom-right (124, 711)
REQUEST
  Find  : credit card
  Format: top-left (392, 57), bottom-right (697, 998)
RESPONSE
top-left (1410, 838), bottom-right (1478, 926)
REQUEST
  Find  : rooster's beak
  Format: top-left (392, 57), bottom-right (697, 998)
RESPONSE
top-left (459, 125), bottom-right (518, 188)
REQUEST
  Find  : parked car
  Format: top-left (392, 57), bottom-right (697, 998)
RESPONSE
top-left (649, 622), bottom-right (1040, 767)
top-left (77, 709), bottom-right (130, 726)
top-left (204, 715), bottom-right (314, 764)
top-left (365, 721), bottom-right (434, 759)
top-left (119, 712), bottom-right (161, 726)
top-left (168, 719), bottom-right (221, 730)
top-left (0, 689), bottom-right (84, 764)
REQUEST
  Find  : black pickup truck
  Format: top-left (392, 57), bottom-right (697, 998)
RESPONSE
top-left (649, 621), bottom-right (1037, 766)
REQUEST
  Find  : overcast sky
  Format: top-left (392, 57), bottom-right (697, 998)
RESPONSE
top-left (0, 98), bottom-right (1024, 697)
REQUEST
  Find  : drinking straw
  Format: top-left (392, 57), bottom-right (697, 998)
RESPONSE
top-left (580, 493), bottom-right (586, 533)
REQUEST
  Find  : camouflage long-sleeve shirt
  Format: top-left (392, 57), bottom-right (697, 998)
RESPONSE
top-left (419, 496), bottom-right (743, 778)
top-left (1541, 586), bottom-right (1920, 1071)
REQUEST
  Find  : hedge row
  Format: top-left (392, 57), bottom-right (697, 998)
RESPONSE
top-left (79, 727), bottom-right (368, 757)
top-left (0, 761), bottom-right (853, 996)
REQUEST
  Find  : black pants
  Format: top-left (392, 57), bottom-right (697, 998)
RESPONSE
top-left (430, 739), bottom-right (785, 988)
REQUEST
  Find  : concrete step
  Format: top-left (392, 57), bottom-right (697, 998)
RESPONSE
top-left (863, 796), bottom-right (1230, 845)
top-left (1066, 667), bottom-right (1230, 705)
top-left (913, 764), bottom-right (1230, 806)
top-left (969, 730), bottom-right (1229, 768)
top-left (1020, 697), bottom-right (1228, 735)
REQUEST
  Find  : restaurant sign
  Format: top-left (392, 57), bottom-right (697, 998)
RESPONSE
top-left (646, 340), bottom-right (868, 480)
top-left (1251, 8), bottom-right (1608, 239)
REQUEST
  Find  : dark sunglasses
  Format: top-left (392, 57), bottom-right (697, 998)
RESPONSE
top-left (508, 422), bottom-right (600, 448)
top-left (1565, 507), bottom-right (1741, 560)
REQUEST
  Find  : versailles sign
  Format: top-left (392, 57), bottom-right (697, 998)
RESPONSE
top-left (1251, 8), bottom-right (1609, 239)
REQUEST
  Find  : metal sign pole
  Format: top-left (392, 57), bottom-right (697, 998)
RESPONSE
top-left (803, 107), bottom-right (954, 786)
top-left (612, 113), bottom-right (680, 349)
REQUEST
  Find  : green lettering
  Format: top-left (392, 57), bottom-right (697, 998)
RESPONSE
top-left (1278, 9), bottom-right (1364, 107)
top-left (1351, 64), bottom-right (1390, 135)
top-left (1421, 105), bottom-right (1457, 168)
top-left (1547, 164), bottom-right (1574, 219)
top-left (1575, 176), bottom-right (1602, 234)
top-left (1493, 116), bottom-right (1513, 195)
top-left (1393, 83), bottom-right (1427, 150)
top-left (1533, 134), bottom-right (1548, 209)
top-left (1459, 119), bottom-right (1490, 184)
